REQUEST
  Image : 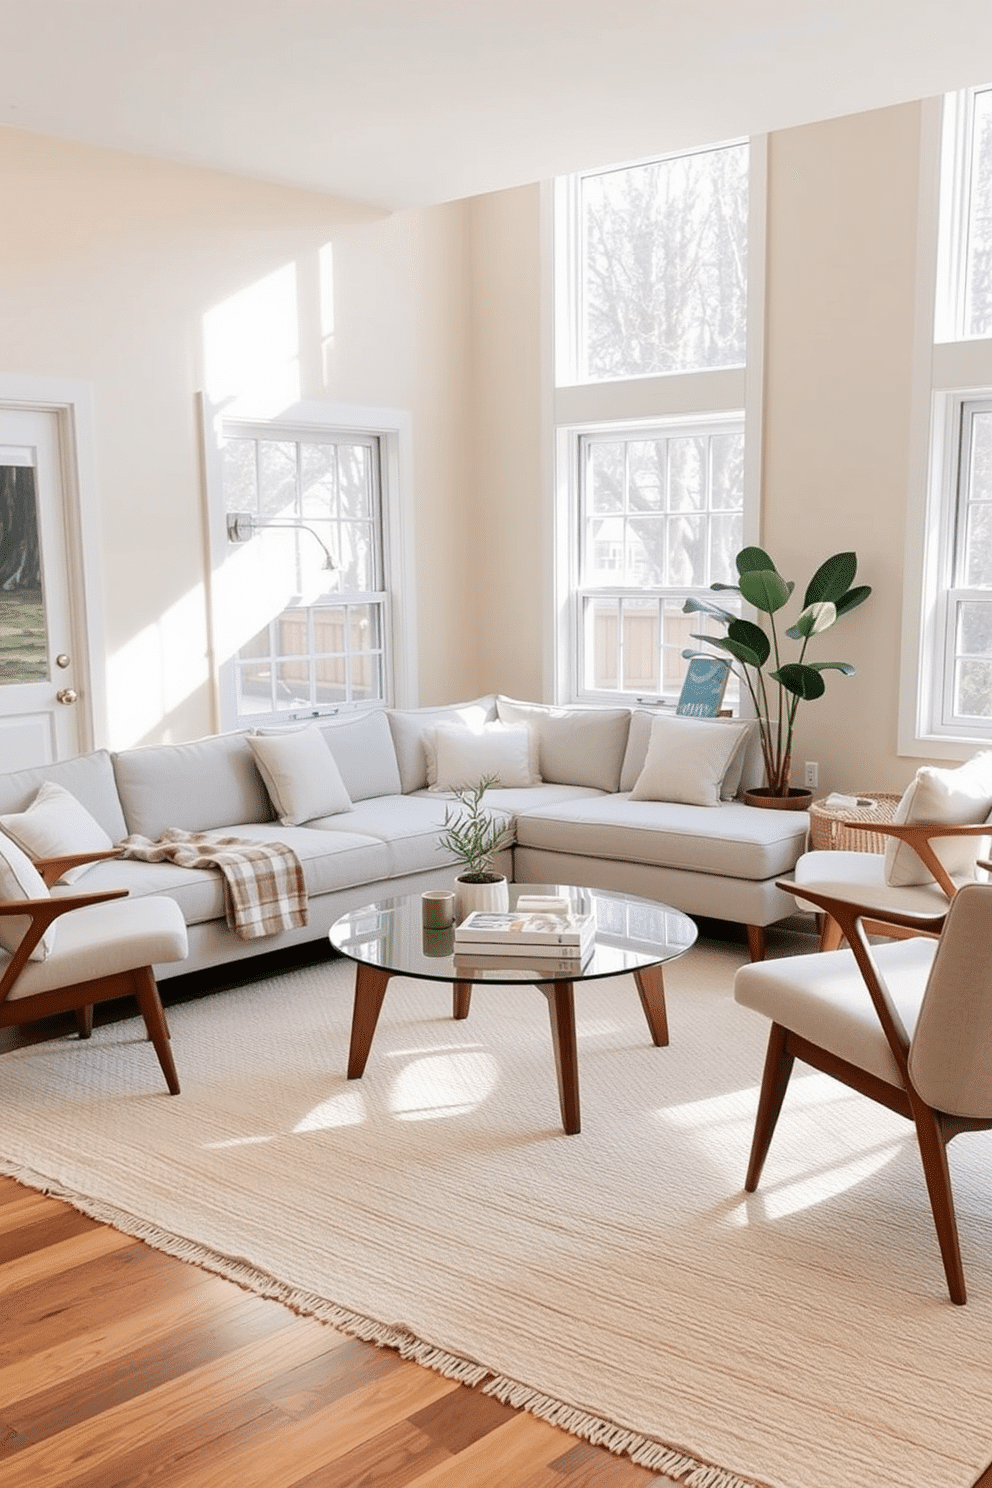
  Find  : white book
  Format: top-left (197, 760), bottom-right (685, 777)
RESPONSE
top-left (453, 938), bottom-right (592, 960)
top-left (454, 947), bottom-right (593, 973)
top-left (454, 909), bottom-right (595, 948)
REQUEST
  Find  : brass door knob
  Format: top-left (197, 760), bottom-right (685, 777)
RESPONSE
top-left (56, 688), bottom-right (78, 705)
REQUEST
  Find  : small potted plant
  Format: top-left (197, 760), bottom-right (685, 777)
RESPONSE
top-left (683, 547), bottom-right (872, 807)
top-left (437, 774), bottom-right (514, 915)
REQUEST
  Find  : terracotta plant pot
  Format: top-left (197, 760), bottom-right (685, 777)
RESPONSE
top-left (744, 787), bottom-right (814, 811)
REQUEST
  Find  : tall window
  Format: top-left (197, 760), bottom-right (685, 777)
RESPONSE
top-left (908, 87), bottom-right (992, 747)
top-left (576, 145), bottom-right (749, 382)
top-left (219, 422), bottom-right (389, 726)
top-left (555, 140), bottom-right (755, 703)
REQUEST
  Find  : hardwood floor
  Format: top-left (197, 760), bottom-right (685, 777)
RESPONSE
top-left (0, 1176), bottom-right (670, 1488)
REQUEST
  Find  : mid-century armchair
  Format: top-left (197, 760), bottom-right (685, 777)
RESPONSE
top-left (0, 842), bottom-right (188, 1094)
top-left (734, 879), bottom-right (992, 1304)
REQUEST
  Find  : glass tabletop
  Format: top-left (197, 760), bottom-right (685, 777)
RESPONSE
top-left (329, 883), bottom-right (697, 984)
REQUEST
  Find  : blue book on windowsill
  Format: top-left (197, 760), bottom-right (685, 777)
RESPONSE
top-left (676, 657), bottom-right (732, 717)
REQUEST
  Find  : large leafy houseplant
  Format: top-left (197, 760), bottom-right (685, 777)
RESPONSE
top-left (683, 548), bottom-right (872, 798)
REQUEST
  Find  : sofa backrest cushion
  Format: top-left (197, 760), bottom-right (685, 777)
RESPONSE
top-left (496, 697), bottom-right (631, 794)
top-left (113, 732), bottom-right (274, 840)
top-left (0, 750), bottom-right (128, 842)
top-left (620, 709), bottom-right (760, 798)
top-left (318, 710), bottom-right (402, 801)
top-left (387, 696), bottom-right (498, 794)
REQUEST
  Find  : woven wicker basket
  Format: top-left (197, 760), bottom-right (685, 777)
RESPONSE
top-left (808, 791), bottom-right (902, 853)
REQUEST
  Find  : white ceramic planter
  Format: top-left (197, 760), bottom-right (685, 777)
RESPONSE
top-left (455, 874), bottom-right (510, 920)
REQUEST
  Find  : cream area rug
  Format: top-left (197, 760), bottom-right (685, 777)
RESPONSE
top-left (3, 938), bottom-right (992, 1488)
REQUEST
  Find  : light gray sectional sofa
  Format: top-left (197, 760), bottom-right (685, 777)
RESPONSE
top-left (0, 695), bottom-right (811, 979)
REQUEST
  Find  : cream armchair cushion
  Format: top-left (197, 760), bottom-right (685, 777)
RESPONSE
top-left (884, 753), bottom-right (992, 887)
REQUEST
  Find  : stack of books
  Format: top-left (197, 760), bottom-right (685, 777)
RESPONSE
top-left (453, 903), bottom-right (596, 970)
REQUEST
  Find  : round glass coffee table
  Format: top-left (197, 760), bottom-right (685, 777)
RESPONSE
top-left (328, 883), bottom-right (697, 1135)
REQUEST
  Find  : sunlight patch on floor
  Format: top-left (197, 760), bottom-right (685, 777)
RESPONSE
top-left (390, 1051), bottom-right (500, 1121)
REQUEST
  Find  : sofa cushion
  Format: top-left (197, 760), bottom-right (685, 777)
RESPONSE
top-left (0, 780), bottom-right (114, 881)
top-left (629, 714), bottom-right (751, 807)
top-left (113, 733), bottom-right (274, 840)
top-left (513, 795), bottom-right (809, 881)
top-left (248, 727), bottom-right (353, 825)
top-left (429, 721), bottom-right (537, 791)
top-left (387, 697), bottom-right (497, 793)
top-left (0, 749), bottom-right (128, 842)
top-left (620, 709), bottom-right (757, 798)
top-left (318, 710), bottom-right (402, 801)
top-left (303, 794), bottom-right (488, 879)
top-left (884, 753), bottom-right (992, 887)
top-left (0, 833), bottom-right (54, 960)
top-left (496, 697), bottom-right (631, 793)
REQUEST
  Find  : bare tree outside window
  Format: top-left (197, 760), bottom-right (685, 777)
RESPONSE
top-left (580, 144), bottom-right (749, 380)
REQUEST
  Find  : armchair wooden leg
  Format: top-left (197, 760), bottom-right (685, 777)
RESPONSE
top-left (74, 1005), bottom-right (94, 1039)
top-left (746, 925), bottom-right (766, 962)
top-left (819, 915), bottom-right (844, 952)
top-left (911, 1100), bottom-right (967, 1305)
top-left (745, 1022), bottom-right (795, 1192)
top-left (133, 967), bottom-right (180, 1095)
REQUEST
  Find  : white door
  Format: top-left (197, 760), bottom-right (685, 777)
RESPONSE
top-left (0, 407), bottom-right (89, 768)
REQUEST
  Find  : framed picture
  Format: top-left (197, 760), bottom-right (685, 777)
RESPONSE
top-left (676, 657), bottom-right (732, 717)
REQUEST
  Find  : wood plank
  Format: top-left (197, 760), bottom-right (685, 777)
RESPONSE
top-left (0, 1225), bottom-right (134, 1298)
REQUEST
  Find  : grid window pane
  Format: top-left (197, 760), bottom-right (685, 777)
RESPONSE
top-left (966, 90), bottom-right (992, 338)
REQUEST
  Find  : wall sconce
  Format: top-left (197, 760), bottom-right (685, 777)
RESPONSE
top-left (226, 511), bottom-right (336, 570)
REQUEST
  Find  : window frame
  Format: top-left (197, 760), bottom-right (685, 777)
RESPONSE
top-left (200, 396), bottom-right (416, 733)
top-left (550, 138), bottom-right (766, 706)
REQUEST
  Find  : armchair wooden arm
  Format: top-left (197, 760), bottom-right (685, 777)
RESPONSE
top-left (34, 846), bottom-right (124, 888)
top-left (776, 878), bottom-right (947, 946)
top-left (841, 820), bottom-right (992, 901)
top-left (0, 887), bottom-right (129, 1003)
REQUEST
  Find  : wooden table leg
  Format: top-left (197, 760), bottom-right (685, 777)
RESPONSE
top-left (538, 981), bottom-right (580, 1135)
top-left (633, 964), bottom-right (669, 1047)
top-left (347, 964), bottom-right (392, 1079)
top-left (452, 982), bottom-right (472, 1020)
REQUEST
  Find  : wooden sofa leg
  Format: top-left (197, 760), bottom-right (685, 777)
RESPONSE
top-left (74, 1005), bottom-right (94, 1039)
top-left (819, 915), bottom-right (844, 952)
top-left (746, 925), bottom-right (765, 962)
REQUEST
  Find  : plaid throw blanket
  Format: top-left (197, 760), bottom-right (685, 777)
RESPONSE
top-left (120, 830), bottom-right (308, 941)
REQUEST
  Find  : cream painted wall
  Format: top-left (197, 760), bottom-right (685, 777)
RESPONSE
top-left (466, 186), bottom-right (546, 701)
top-left (0, 126), bottom-right (477, 746)
top-left (762, 102), bottom-right (925, 794)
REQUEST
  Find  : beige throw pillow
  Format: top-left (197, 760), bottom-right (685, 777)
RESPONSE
top-left (248, 727), bottom-right (353, 825)
top-left (629, 714), bottom-right (751, 807)
top-left (0, 780), bottom-right (114, 883)
top-left (428, 722), bottom-right (538, 791)
top-left (0, 833), bottom-right (55, 961)
top-left (883, 752), bottom-right (992, 887)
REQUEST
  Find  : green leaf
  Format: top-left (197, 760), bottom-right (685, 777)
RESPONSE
top-left (735, 546), bottom-right (778, 577)
top-left (785, 601), bottom-right (837, 639)
top-left (806, 660), bottom-right (856, 675)
top-left (690, 634), bottom-right (762, 667)
top-left (834, 584), bottom-right (872, 617)
top-left (727, 618), bottom-right (770, 665)
top-left (803, 552), bottom-right (857, 606)
top-left (709, 582), bottom-right (742, 594)
top-left (738, 568), bottom-right (792, 613)
top-left (682, 596), bottom-right (738, 625)
top-left (769, 663), bottom-right (826, 699)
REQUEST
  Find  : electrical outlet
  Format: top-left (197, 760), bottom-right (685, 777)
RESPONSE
top-left (804, 761), bottom-right (818, 789)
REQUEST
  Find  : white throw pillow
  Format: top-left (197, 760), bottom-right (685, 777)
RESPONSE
top-left (629, 714), bottom-right (751, 808)
top-left (0, 834), bottom-right (55, 961)
top-left (248, 727), bottom-right (353, 825)
top-left (884, 752), bottom-right (992, 887)
top-left (0, 780), bottom-right (114, 884)
top-left (429, 722), bottom-right (538, 791)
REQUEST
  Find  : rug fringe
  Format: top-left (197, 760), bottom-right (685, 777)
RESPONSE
top-left (1, 1158), bottom-right (769, 1488)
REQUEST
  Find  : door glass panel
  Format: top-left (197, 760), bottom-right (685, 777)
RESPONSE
top-left (0, 458), bottom-right (48, 683)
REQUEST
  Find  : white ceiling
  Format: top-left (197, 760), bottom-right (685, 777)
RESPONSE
top-left (3, 0), bottom-right (992, 211)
